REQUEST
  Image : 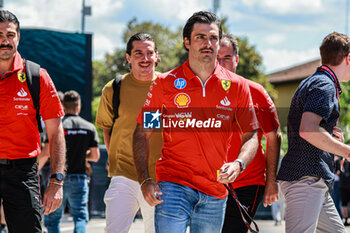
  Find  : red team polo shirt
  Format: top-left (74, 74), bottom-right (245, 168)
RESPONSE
top-left (138, 61), bottom-right (258, 199)
top-left (0, 52), bottom-right (64, 159)
top-left (227, 80), bottom-right (279, 189)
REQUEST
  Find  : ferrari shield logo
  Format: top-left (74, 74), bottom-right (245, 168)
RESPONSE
top-left (221, 80), bottom-right (231, 91)
top-left (18, 73), bottom-right (26, 82)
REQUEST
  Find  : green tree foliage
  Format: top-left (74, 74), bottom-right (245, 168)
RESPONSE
top-left (91, 96), bottom-right (104, 143)
top-left (93, 50), bottom-right (129, 97)
top-left (235, 37), bottom-right (277, 99)
top-left (338, 82), bottom-right (350, 144)
top-left (339, 82), bottom-right (350, 125)
top-left (220, 17), bottom-right (276, 99)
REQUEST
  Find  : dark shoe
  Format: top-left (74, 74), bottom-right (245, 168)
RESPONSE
top-left (275, 220), bottom-right (282, 226)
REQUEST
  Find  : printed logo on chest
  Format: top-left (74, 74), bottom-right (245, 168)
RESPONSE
top-left (174, 78), bottom-right (187, 90)
top-left (221, 80), bottom-right (231, 91)
top-left (174, 93), bottom-right (191, 108)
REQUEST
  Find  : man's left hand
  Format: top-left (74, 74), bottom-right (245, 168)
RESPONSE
top-left (333, 127), bottom-right (344, 143)
top-left (263, 180), bottom-right (279, 207)
top-left (42, 183), bottom-right (63, 214)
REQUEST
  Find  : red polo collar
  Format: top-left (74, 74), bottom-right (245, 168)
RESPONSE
top-left (182, 59), bottom-right (222, 80)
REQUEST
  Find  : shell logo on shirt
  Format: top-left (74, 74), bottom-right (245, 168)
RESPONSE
top-left (174, 93), bottom-right (191, 108)
top-left (221, 80), bottom-right (231, 91)
top-left (18, 73), bottom-right (26, 82)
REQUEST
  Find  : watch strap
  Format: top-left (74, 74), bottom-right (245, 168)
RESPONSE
top-left (50, 173), bottom-right (64, 181)
top-left (234, 159), bottom-right (246, 173)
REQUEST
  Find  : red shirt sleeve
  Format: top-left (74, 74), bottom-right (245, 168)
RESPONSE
top-left (234, 78), bottom-right (259, 133)
top-left (249, 82), bottom-right (280, 133)
top-left (136, 77), bottom-right (163, 125)
top-left (39, 69), bottom-right (65, 120)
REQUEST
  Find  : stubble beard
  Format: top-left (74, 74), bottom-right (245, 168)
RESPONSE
top-left (201, 55), bottom-right (213, 63)
top-left (0, 50), bottom-right (15, 61)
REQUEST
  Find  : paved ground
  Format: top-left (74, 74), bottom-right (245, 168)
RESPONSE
top-left (59, 217), bottom-right (350, 233)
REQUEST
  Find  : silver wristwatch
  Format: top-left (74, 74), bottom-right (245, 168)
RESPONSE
top-left (234, 159), bottom-right (246, 173)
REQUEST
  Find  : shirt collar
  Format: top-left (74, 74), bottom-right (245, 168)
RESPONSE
top-left (317, 65), bottom-right (342, 96)
top-left (182, 59), bottom-right (222, 80)
top-left (128, 72), bottom-right (158, 85)
top-left (182, 60), bottom-right (196, 80)
top-left (0, 52), bottom-right (23, 80)
top-left (11, 51), bottom-right (23, 72)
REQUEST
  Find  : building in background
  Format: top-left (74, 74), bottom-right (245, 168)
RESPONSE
top-left (269, 59), bottom-right (321, 127)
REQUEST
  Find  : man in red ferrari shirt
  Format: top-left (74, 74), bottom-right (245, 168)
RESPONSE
top-left (133, 11), bottom-right (259, 232)
top-left (218, 34), bottom-right (281, 233)
top-left (0, 10), bottom-right (65, 233)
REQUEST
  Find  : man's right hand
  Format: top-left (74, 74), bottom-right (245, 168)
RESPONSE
top-left (141, 180), bottom-right (163, 207)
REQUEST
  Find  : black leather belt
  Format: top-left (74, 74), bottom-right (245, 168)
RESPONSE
top-left (0, 157), bottom-right (37, 166)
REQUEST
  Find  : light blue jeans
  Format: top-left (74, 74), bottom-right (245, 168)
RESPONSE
top-left (155, 181), bottom-right (227, 233)
top-left (44, 174), bottom-right (89, 233)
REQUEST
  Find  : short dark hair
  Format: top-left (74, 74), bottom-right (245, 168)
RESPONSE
top-left (63, 90), bottom-right (80, 111)
top-left (222, 34), bottom-right (239, 57)
top-left (320, 32), bottom-right (350, 66)
top-left (183, 11), bottom-right (222, 51)
top-left (0, 10), bottom-right (20, 33)
top-left (126, 32), bottom-right (157, 55)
